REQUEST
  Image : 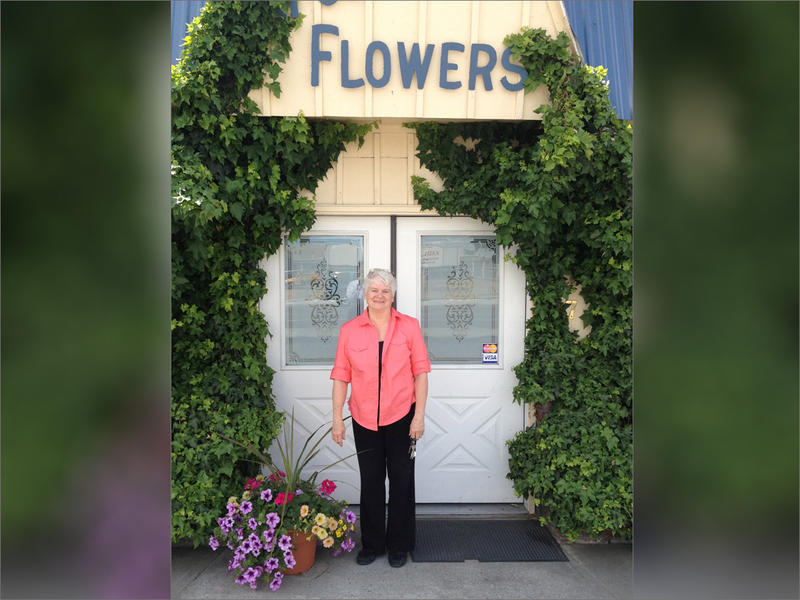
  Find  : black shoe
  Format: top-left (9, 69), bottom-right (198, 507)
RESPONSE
top-left (388, 551), bottom-right (407, 568)
top-left (356, 549), bottom-right (383, 565)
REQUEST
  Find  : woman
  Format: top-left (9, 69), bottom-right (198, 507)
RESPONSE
top-left (330, 268), bottom-right (430, 568)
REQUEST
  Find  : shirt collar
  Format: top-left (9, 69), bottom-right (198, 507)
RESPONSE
top-left (356, 307), bottom-right (399, 326)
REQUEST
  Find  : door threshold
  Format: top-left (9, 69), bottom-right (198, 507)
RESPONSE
top-left (415, 503), bottom-right (530, 518)
top-left (350, 503), bottom-right (530, 518)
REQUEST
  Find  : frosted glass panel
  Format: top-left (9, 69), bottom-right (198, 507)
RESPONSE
top-left (420, 235), bottom-right (498, 364)
top-left (285, 236), bottom-right (364, 365)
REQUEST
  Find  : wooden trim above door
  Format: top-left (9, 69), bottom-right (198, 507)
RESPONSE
top-left (314, 205), bottom-right (438, 216)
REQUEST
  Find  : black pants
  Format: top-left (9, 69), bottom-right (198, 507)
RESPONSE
top-left (352, 404), bottom-right (416, 553)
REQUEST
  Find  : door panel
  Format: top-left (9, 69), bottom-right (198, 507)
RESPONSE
top-left (396, 217), bottom-right (525, 502)
top-left (263, 217), bottom-right (391, 503)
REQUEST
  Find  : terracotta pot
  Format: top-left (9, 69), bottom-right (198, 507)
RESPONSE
top-left (282, 530), bottom-right (317, 575)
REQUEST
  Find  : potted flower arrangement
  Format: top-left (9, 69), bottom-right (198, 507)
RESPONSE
top-left (210, 411), bottom-right (358, 591)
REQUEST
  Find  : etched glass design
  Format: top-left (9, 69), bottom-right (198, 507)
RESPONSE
top-left (420, 235), bottom-right (499, 364)
top-left (285, 236), bottom-right (364, 365)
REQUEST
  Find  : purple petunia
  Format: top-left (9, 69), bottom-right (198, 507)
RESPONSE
top-left (341, 538), bottom-right (356, 552)
top-left (278, 534), bottom-right (292, 552)
top-left (240, 501), bottom-right (253, 514)
top-left (239, 566), bottom-right (260, 590)
top-left (284, 554), bottom-right (296, 568)
top-left (226, 503), bottom-right (238, 517)
top-left (264, 557), bottom-right (279, 572)
top-left (263, 528), bottom-right (275, 544)
top-left (269, 577), bottom-right (282, 591)
top-left (236, 528), bottom-right (244, 541)
top-left (260, 488), bottom-right (273, 502)
top-left (240, 540), bottom-right (252, 555)
top-left (248, 517), bottom-right (258, 530)
top-left (345, 510), bottom-right (356, 524)
top-left (265, 512), bottom-right (280, 529)
top-left (218, 516), bottom-right (233, 534)
top-left (209, 535), bottom-right (219, 551)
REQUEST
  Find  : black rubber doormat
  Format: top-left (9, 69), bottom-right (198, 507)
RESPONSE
top-left (410, 519), bottom-right (568, 562)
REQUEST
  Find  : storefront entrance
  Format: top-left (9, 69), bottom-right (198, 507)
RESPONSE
top-left (262, 216), bottom-right (526, 503)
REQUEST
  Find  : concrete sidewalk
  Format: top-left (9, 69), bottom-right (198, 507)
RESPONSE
top-left (172, 507), bottom-right (631, 600)
top-left (173, 541), bottom-right (631, 599)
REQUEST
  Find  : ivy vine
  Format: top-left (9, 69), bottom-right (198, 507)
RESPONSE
top-left (408, 28), bottom-right (632, 540)
top-left (171, 1), bottom-right (372, 545)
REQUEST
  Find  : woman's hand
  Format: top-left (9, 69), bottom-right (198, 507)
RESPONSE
top-left (410, 372), bottom-right (427, 440)
top-left (409, 414), bottom-right (425, 440)
top-left (331, 418), bottom-right (346, 447)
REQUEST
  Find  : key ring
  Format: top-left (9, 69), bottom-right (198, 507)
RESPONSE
top-left (408, 437), bottom-right (416, 460)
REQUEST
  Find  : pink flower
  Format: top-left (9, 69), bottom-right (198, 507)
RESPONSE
top-left (320, 479), bottom-right (336, 494)
top-left (268, 471), bottom-right (286, 482)
top-left (244, 478), bottom-right (262, 491)
top-left (274, 492), bottom-right (294, 505)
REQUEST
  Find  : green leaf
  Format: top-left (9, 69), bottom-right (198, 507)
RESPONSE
top-left (229, 201), bottom-right (244, 221)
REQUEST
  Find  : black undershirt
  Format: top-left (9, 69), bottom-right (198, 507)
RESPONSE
top-left (377, 341), bottom-right (384, 426)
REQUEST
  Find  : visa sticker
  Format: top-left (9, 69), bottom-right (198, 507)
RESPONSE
top-left (482, 343), bottom-right (498, 363)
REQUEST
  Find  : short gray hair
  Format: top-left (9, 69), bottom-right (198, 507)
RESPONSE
top-left (364, 268), bottom-right (397, 296)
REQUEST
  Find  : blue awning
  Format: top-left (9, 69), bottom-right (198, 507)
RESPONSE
top-left (171, 1), bottom-right (205, 66)
top-left (563, 1), bottom-right (633, 120)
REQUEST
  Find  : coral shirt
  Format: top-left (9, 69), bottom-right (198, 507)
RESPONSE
top-left (330, 308), bottom-right (431, 431)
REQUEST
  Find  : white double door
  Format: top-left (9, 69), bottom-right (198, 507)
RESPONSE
top-left (262, 216), bottom-right (526, 503)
